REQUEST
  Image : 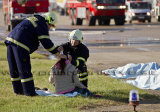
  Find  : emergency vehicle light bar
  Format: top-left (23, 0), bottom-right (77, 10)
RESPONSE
top-left (97, 5), bottom-right (126, 9)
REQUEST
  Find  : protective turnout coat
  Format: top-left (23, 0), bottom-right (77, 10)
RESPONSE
top-left (5, 15), bottom-right (58, 54)
top-left (61, 42), bottom-right (89, 87)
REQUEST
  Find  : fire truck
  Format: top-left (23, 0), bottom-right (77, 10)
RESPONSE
top-left (66, 0), bottom-right (126, 26)
top-left (3, 0), bottom-right (49, 31)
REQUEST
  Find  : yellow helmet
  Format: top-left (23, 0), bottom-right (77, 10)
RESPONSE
top-left (68, 29), bottom-right (83, 43)
top-left (42, 12), bottom-right (58, 29)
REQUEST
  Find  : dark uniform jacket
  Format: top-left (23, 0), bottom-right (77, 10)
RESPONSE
top-left (5, 15), bottom-right (58, 54)
top-left (61, 42), bottom-right (89, 86)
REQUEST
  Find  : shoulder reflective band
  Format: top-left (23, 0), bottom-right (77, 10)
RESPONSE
top-left (11, 77), bottom-right (21, 81)
top-left (77, 57), bottom-right (86, 63)
top-left (6, 37), bottom-right (30, 52)
top-left (76, 60), bottom-right (79, 67)
top-left (77, 72), bottom-right (87, 77)
top-left (26, 17), bottom-right (38, 27)
top-left (38, 35), bottom-right (50, 39)
top-left (79, 76), bottom-right (88, 81)
top-left (21, 77), bottom-right (33, 83)
top-left (47, 46), bottom-right (56, 52)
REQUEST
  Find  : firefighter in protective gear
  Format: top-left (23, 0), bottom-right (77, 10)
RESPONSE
top-left (5, 12), bottom-right (66, 96)
top-left (68, 29), bottom-right (83, 43)
top-left (58, 29), bottom-right (89, 87)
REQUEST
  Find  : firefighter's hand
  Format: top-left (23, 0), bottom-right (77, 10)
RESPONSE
top-left (58, 46), bottom-right (63, 52)
top-left (68, 55), bottom-right (72, 61)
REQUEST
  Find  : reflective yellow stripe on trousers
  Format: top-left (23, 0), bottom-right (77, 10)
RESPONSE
top-left (11, 77), bottom-right (21, 81)
top-left (21, 77), bottom-right (33, 83)
top-left (6, 37), bottom-right (30, 52)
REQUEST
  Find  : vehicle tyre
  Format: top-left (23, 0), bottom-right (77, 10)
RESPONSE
top-left (77, 18), bottom-right (83, 25)
top-left (104, 19), bottom-right (110, 25)
top-left (10, 20), bottom-right (20, 31)
top-left (129, 20), bottom-right (132, 24)
top-left (148, 19), bottom-right (151, 23)
top-left (115, 19), bottom-right (125, 25)
top-left (158, 16), bottom-right (160, 22)
top-left (10, 20), bottom-right (15, 31)
top-left (73, 9), bottom-right (83, 25)
top-left (89, 17), bottom-right (96, 26)
top-left (86, 9), bottom-right (95, 26)
top-left (98, 20), bottom-right (103, 25)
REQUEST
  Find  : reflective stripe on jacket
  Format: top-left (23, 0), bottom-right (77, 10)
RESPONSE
top-left (61, 42), bottom-right (89, 81)
top-left (5, 15), bottom-right (58, 54)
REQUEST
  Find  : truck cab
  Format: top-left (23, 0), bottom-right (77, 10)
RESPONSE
top-left (67, 0), bottom-right (126, 26)
top-left (125, 0), bottom-right (151, 23)
top-left (3, 0), bottom-right (49, 31)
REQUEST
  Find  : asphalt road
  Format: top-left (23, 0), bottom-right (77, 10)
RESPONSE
top-left (0, 10), bottom-right (160, 111)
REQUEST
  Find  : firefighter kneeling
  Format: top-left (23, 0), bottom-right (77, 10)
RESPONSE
top-left (58, 29), bottom-right (89, 87)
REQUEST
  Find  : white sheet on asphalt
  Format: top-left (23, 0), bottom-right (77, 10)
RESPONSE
top-left (102, 62), bottom-right (160, 90)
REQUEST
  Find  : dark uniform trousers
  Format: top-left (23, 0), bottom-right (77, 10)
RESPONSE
top-left (7, 44), bottom-right (35, 95)
top-left (5, 15), bottom-right (58, 96)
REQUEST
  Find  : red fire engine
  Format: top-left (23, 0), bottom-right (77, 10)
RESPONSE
top-left (66, 0), bottom-right (126, 26)
top-left (3, 0), bottom-right (49, 31)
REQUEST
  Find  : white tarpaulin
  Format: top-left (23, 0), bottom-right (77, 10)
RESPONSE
top-left (102, 62), bottom-right (160, 90)
top-left (126, 69), bottom-right (160, 90)
top-left (102, 62), bottom-right (159, 79)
